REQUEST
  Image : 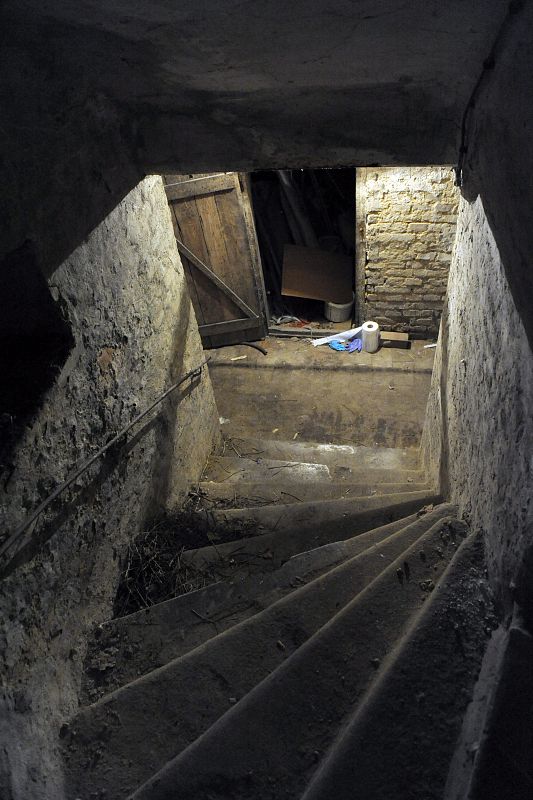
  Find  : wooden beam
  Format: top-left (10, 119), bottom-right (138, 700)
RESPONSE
top-left (381, 331), bottom-right (409, 341)
top-left (355, 167), bottom-right (367, 326)
top-left (165, 174), bottom-right (235, 201)
top-left (175, 239), bottom-right (258, 320)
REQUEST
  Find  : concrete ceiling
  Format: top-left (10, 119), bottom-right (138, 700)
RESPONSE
top-left (0, 1), bottom-right (510, 279)
top-left (4, 1), bottom-right (508, 169)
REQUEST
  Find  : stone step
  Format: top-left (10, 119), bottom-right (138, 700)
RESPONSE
top-left (63, 507), bottom-right (458, 800)
top-left (202, 454), bottom-right (425, 486)
top-left (127, 516), bottom-right (468, 800)
top-left (445, 611), bottom-right (533, 800)
top-left (195, 478), bottom-right (430, 508)
top-left (83, 507), bottom-right (455, 701)
top-left (182, 492), bottom-right (440, 575)
top-left (193, 490), bottom-right (435, 540)
top-left (300, 531), bottom-right (492, 800)
top-left (217, 436), bottom-right (420, 470)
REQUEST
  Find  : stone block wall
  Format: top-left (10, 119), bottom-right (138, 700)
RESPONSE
top-left (0, 176), bottom-right (219, 799)
top-left (356, 166), bottom-right (459, 337)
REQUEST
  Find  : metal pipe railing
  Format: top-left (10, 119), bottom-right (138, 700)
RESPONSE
top-left (0, 358), bottom-right (211, 565)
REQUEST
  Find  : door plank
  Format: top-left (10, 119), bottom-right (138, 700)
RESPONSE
top-left (195, 192), bottom-right (242, 323)
top-left (171, 197), bottom-right (231, 326)
top-left (214, 183), bottom-right (259, 313)
top-left (198, 318), bottom-right (259, 337)
top-left (237, 173), bottom-right (270, 323)
top-left (164, 173), bottom-right (235, 201)
top-left (175, 240), bottom-right (259, 320)
top-left (169, 204), bottom-right (205, 324)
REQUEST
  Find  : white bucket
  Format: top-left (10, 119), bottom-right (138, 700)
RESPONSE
top-left (362, 320), bottom-right (380, 352)
top-left (324, 297), bottom-right (353, 323)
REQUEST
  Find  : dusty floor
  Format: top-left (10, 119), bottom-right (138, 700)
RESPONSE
top-left (207, 337), bottom-right (435, 449)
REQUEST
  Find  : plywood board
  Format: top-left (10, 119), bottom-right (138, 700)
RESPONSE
top-left (281, 244), bottom-right (353, 304)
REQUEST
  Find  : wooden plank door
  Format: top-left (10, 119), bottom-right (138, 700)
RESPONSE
top-left (164, 172), bottom-right (268, 347)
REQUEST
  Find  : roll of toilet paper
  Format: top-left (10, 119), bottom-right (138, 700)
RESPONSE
top-left (362, 320), bottom-right (380, 353)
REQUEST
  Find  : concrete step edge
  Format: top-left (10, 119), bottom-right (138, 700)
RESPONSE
top-left (65, 511), bottom-right (457, 799)
top-left (301, 529), bottom-right (492, 800)
top-left (202, 454), bottom-right (425, 485)
top-left (216, 436), bottom-right (420, 469)
top-left (197, 491), bottom-right (435, 534)
top-left (195, 480), bottom-right (431, 507)
top-left (181, 493), bottom-right (440, 573)
top-left (82, 507), bottom-right (454, 701)
top-left (127, 515), bottom-right (466, 800)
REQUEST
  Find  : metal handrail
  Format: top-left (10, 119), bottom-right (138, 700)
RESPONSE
top-left (0, 358), bottom-right (210, 563)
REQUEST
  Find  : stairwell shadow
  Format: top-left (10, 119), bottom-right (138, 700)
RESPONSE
top-left (0, 269), bottom-right (210, 578)
top-left (0, 377), bottom-right (197, 580)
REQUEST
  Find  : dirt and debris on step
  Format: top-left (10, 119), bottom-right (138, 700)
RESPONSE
top-left (113, 506), bottom-right (261, 618)
top-left (187, 483), bottom-right (279, 511)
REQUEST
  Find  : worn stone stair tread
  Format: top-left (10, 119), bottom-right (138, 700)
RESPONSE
top-left (196, 479), bottom-right (431, 507)
top-left (195, 490), bottom-right (435, 537)
top-left (442, 624), bottom-right (509, 800)
top-left (202, 454), bottom-right (425, 485)
top-left (182, 492), bottom-right (440, 573)
top-left (83, 510), bottom-right (452, 701)
top-left (127, 516), bottom-right (466, 800)
top-left (301, 531), bottom-right (492, 800)
top-left (62, 506), bottom-right (454, 799)
top-left (217, 437), bottom-right (420, 470)
top-left (445, 611), bottom-right (533, 800)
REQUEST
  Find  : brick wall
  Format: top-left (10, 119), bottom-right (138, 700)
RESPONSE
top-left (356, 166), bottom-right (459, 337)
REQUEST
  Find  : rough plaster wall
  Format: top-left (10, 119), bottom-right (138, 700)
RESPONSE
top-left (461, 0), bottom-right (533, 355)
top-left (421, 195), bottom-right (533, 616)
top-left (0, 176), bottom-right (219, 799)
top-left (361, 167), bottom-right (458, 336)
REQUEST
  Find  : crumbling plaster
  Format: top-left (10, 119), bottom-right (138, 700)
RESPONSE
top-left (0, 176), bottom-right (219, 799)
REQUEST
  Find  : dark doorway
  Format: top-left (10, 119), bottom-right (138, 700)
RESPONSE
top-left (250, 169), bottom-right (355, 332)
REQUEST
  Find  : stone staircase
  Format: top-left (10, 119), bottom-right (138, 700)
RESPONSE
top-left (61, 434), bottom-right (495, 800)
